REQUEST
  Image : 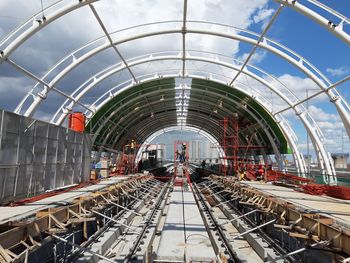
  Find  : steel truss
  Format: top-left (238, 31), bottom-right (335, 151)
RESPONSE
top-left (0, 1), bottom-right (348, 183)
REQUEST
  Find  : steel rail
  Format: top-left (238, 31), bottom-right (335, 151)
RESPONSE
top-left (123, 182), bottom-right (170, 263)
top-left (192, 183), bottom-right (239, 262)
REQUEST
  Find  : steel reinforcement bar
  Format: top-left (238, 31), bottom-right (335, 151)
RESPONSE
top-left (0, 175), bottom-right (155, 262)
top-left (206, 175), bottom-right (350, 262)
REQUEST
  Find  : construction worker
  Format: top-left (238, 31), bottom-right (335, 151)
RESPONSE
top-left (125, 140), bottom-right (130, 154)
top-left (183, 179), bottom-right (189, 191)
top-left (181, 143), bottom-right (187, 163)
top-left (130, 139), bottom-right (136, 154)
top-left (201, 160), bottom-right (206, 169)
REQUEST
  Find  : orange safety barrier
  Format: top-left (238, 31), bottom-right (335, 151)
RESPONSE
top-left (245, 170), bottom-right (257, 181)
top-left (265, 170), bottom-right (314, 184)
top-left (7, 180), bottom-right (98, 207)
top-left (327, 186), bottom-right (350, 200)
top-left (300, 184), bottom-right (327, 195)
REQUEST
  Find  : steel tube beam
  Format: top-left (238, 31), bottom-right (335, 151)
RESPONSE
top-left (230, 219), bottom-right (276, 241)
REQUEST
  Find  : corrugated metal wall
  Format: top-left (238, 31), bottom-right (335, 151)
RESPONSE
top-left (0, 110), bottom-right (92, 204)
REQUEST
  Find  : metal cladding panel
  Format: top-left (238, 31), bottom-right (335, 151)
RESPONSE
top-left (64, 163), bottom-right (74, 185)
top-left (35, 121), bottom-right (48, 138)
top-left (48, 125), bottom-right (59, 139)
top-left (32, 164), bottom-right (45, 195)
top-left (0, 132), bottom-right (19, 164)
top-left (33, 137), bottom-right (46, 164)
top-left (55, 164), bottom-right (65, 188)
top-left (2, 111), bottom-right (20, 134)
top-left (46, 139), bottom-right (58, 164)
top-left (18, 135), bottom-right (34, 164)
top-left (0, 110), bottom-right (93, 204)
top-left (16, 164), bottom-right (32, 197)
top-left (82, 135), bottom-right (92, 182)
top-left (67, 129), bottom-right (76, 142)
top-left (44, 164), bottom-right (56, 190)
top-left (0, 167), bottom-right (17, 201)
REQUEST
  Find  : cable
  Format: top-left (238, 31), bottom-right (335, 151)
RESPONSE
top-left (40, 0), bottom-right (45, 20)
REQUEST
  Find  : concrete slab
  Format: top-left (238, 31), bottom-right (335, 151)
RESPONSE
top-left (242, 181), bottom-right (350, 224)
top-left (0, 176), bottom-right (129, 224)
top-left (156, 187), bottom-right (216, 261)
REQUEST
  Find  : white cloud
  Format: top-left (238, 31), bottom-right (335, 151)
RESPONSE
top-left (253, 7), bottom-right (274, 29)
top-left (253, 8), bottom-right (274, 23)
top-left (326, 66), bottom-right (350, 77)
top-left (237, 49), bottom-right (267, 64)
top-left (276, 74), bottom-right (321, 100)
top-left (308, 105), bottom-right (338, 122)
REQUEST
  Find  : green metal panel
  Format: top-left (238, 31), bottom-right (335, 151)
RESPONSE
top-left (87, 77), bottom-right (288, 154)
top-left (191, 79), bottom-right (288, 154)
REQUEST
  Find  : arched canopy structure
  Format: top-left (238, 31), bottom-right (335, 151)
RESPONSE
top-left (87, 77), bottom-right (289, 159)
top-left (0, 0), bottom-right (349, 184)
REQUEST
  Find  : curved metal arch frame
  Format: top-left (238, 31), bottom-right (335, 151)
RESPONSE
top-left (0, 1), bottom-right (345, 181)
top-left (98, 74), bottom-right (334, 182)
top-left (91, 79), bottom-right (302, 175)
top-left (9, 22), bottom-right (350, 142)
top-left (106, 98), bottom-right (268, 154)
top-left (52, 53), bottom-right (306, 125)
top-left (121, 105), bottom-right (280, 169)
top-left (136, 125), bottom-right (227, 165)
top-left (51, 52), bottom-right (325, 148)
top-left (100, 99), bottom-right (244, 147)
top-left (122, 112), bottom-right (269, 168)
top-left (91, 75), bottom-right (314, 177)
top-left (128, 104), bottom-right (288, 172)
top-left (274, 0), bottom-right (350, 44)
top-left (89, 69), bottom-right (299, 151)
top-left (92, 81), bottom-right (274, 147)
top-left (50, 50), bottom-right (302, 124)
top-left (84, 65), bottom-right (320, 177)
top-left (1, 0), bottom-right (348, 58)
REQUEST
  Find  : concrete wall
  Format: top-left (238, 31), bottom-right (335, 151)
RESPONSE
top-left (0, 110), bottom-right (92, 204)
top-left (331, 153), bottom-right (349, 169)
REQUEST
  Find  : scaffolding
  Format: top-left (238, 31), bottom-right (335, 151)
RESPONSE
top-left (116, 143), bottom-right (139, 175)
top-left (220, 116), bottom-right (266, 177)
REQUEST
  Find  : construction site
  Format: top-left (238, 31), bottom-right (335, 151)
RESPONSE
top-left (0, 0), bottom-right (350, 262)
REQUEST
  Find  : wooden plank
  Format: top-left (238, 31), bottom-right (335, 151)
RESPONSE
top-left (0, 176), bottom-right (152, 251)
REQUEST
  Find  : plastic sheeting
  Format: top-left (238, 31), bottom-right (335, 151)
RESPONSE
top-left (0, 110), bottom-right (92, 204)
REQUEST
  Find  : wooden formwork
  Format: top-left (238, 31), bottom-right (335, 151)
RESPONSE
top-left (0, 175), bottom-right (154, 262)
top-left (208, 175), bottom-right (350, 259)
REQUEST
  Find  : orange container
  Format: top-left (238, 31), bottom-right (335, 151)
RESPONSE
top-left (68, 112), bottom-right (85, 133)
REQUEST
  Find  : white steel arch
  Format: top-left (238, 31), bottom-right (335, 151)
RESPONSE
top-left (101, 96), bottom-right (283, 170)
top-left (1, 1), bottom-right (348, 58)
top-left (0, 0), bottom-right (347, 184)
top-left (45, 50), bottom-right (328, 177)
top-left (86, 73), bottom-right (312, 179)
top-left (50, 52), bottom-right (303, 124)
top-left (136, 126), bottom-right (226, 164)
top-left (8, 22), bottom-right (350, 143)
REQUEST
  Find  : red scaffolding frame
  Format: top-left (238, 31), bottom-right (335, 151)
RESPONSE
top-left (115, 144), bottom-right (139, 175)
top-left (220, 116), bottom-right (267, 176)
